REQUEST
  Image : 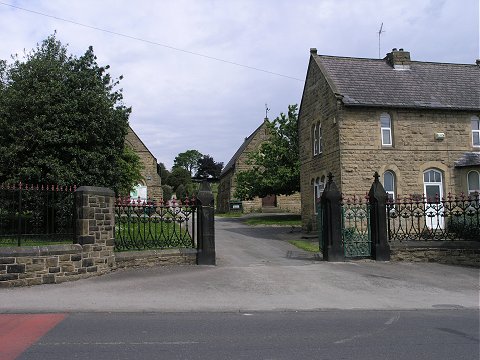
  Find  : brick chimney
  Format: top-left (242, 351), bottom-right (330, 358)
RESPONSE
top-left (385, 48), bottom-right (411, 70)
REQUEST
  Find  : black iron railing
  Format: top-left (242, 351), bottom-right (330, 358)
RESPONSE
top-left (387, 193), bottom-right (480, 242)
top-left (0, 183), bottom-right (76, 246)
top-left (114, 197), bottom-right (197, 251)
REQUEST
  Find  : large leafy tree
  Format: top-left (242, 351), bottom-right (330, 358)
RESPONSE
top-left (166, 166), bottom-right (192, 191)
top-left (173, 150), bottom-right (203, 176)
top-left (234, 104), bottom-right (299, 200)
top-left (195, 155), bottom-right (223, 180)
top-left (0, 34), bottom-right (141, 194)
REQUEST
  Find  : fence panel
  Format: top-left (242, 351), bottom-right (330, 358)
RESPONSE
top-left (387, 193), bottom-right (479, 242)
top-left (0, 183), bottom-right (76, 246)
top-left (114, 197), bottom-right (197, 251)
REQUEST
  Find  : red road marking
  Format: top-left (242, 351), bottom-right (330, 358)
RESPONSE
top-left (0, 314), bottom-right (66, 360)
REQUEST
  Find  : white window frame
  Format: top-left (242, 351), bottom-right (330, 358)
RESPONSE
top-left (313, 125), bottom-right (318, 156)
top-left (380, 113), bottom-right (392, 146)
top-left (318, 123), bottom-right (323, 154)
top-left (314, 176), bottom-right (325, 214)
top-left (472, 116), bottom-right (480, 147)
top-left (313, 123), bottom-right (322, 156)
top-left (383, 171), bottom-right (395, 201)
top-left (467, 170), bottom-right (480, 195)
top-left (423, 169), bottom-right (444, 229)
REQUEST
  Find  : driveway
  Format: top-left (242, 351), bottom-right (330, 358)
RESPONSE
top-left (0, 217), bottom-right (478, 313)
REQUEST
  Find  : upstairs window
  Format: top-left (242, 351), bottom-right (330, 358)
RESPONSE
top-left (472, 116), bottom-right (480, 147)
top-left (468, 170), bottom-right (480, 195)
top-left (312, 123), bottom-right (322, 156)
top-left (380, 113), bottom-right (392, 146)
top-left (383, 171), bottom-right (395, 201)
top-left (318, 123), bottom-right (323, 154)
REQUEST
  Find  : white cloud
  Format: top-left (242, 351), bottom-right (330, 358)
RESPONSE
top-left (1, 0), bottom-right (478, 170)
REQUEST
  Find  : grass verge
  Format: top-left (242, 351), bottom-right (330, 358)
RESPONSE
top-left (288, 240), bottom-right (320, 253)
top-left (215, 212), bottom-right (243, 218)
top-left (244, 215), bottom-right (301, 226)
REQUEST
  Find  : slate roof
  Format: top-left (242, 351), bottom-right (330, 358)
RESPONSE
top-left (454, 152), bottom-right (480, 167)
top-left (313, 55), bottom-right (480, 110)
top-left (220, 122), bottom-right (265, 178)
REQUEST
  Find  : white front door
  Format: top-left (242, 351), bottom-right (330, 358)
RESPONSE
top-left (423, 170), bottom-right (444, 229)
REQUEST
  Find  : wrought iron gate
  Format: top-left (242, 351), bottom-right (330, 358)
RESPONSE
top-left (341, 197), bottom-right (371, 258)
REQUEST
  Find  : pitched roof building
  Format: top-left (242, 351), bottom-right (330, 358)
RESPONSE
top-left (298, 48), bottom-right (480, 230)
top-left (217, 120), bottom-right (300, 214)
top-left (125, 126), bottom-right (162, 202)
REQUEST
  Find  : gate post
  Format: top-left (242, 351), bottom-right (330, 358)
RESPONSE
top-left (321, 173), bottom-right (345, 262)
top-left (368, 172), bottom-right (390, 261)
top-left (196, 181), bottom-right (216, 265)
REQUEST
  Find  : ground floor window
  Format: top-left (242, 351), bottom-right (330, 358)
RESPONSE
top-left (423, 169), bottom-right (444, 229)
top-left (383, 171), bottom-right (395, 200)
top-left (467, 170), bottom-right (480, 195)
top-left (314, 176), bottom-right (325, 214)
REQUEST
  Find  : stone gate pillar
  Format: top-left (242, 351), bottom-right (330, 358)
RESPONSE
top-left (368, 172), bottom-right (391, 261)
top-left (196, 181), bottom-right (216, 265)
top-left (75, 186), bottom-right (116, 273)
top-left (321, 173), bottom-right (345, 262)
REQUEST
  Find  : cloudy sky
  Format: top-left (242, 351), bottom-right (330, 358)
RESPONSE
top-left (1, 0), bottom-right (479, 169)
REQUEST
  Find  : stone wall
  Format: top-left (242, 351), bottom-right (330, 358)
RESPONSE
top-left (217, 169), bottom-right (234, 213)
top-left (339, 108), bottom-right (475, 197)
top-left (0, 186), bottom-right (116, 288)
top-left (0, 245), bottom-right (87, 287)
top-left (115, 249), bottom-right (197, 268)
top-left (299, 54), bottom-right (341, 230)
top-left (390, 242), bottom-right (480, 267)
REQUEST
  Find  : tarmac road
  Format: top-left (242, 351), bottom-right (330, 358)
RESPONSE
top-left (0, 216), bottom-right (478, 313)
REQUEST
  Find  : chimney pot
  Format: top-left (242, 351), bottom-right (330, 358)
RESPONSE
top-left (385, 48), bottom-right (411, 70)
top-left (310, 48), bottom-right (317, 55)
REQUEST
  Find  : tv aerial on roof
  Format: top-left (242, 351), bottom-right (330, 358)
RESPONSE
top-left (378, 23), bottom-right (386, 59)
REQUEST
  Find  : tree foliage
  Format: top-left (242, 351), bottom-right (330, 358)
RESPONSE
top-left (157, 162), bottom-right (171, 183)
top-left (234, 104), bottom-right (300, 200)
top-left (166, 166), bottom-right (192, 191)
top-left (173, 150), bottom-right (202, 176)
top-left (195, 154), bottom-right (223, 179)
top-left (0, 34), bottom-right (142, 194)
top-left (161, 184), bottom-right (173, 201)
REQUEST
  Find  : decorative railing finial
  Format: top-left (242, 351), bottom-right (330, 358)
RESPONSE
top-left (327, 172), bottom-right (334, 183)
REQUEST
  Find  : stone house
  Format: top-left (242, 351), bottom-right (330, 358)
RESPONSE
top-left (217, 120), bottom-right (301, 213)
top-left (125, 126), bottom-right (162, 202)
top-left (298, 48), bottom-right (480, 230)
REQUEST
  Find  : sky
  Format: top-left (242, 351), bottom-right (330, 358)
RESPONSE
top-left (1, 0), bottom-right (479, 170)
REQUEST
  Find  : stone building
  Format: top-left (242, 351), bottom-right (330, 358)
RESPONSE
top-left (217, 120), bottom-right (301, 213)
top-left (125, 126), bottom-right (162, 202)
top-left (298, 48), bottom-right (480, 230)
